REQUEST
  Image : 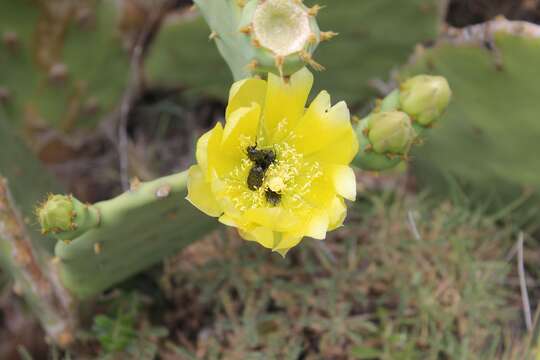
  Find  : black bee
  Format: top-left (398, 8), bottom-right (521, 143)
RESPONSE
top-left (246, 145), bottom-right (277, 191)
top-left (246, 145), bottom-right (276, 171)
top-left (265, 189), bottom-right (281, 206)
top-left (247, 166), bottom-right (265, 191)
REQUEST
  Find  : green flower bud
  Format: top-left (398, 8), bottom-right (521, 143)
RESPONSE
top-left (399, 75), bottom-right (452, 126)
top-left (368, 111), bottom-right (416, 154)
top-left (37, 194), bottom-right (75, 234)
top-left (37, 194), bottom-right (100, 241)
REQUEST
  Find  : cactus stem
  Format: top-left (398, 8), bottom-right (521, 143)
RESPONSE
top-left (299, 51), bottom-right (325, 71)
top-left (155, 184), bottom-right (172, 199)
top-left (308, 4), bottom-right (324, 17)
top-left (208, 31), bottom-right (219, 41)
top-left (320, 31), bottom-right (338, 42)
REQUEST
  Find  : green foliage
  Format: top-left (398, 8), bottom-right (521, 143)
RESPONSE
top-left (92, 294), bottom-right (139, 353)
top-left (145, 0), bottom-right (441, 103)
top-left (401, 19), bottom-right (540, 213)
top-left (0, 0), bottom-right (129, 130)
top-left (92, 292), bottom-right (168, 358)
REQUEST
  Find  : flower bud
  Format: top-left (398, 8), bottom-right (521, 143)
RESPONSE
top-left (37, 195), bottom-right (75, 234)
top-left (368, 111), bottom-right (415, 154)
top-left (37, 194), bottom-right (100, 241)
top-left (399, 75), bottom-right (451, 126)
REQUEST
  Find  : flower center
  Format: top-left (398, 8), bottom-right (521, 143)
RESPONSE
top-left (219, 141), bottom-right (323, 213)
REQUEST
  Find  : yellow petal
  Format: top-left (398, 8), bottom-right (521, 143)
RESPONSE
top-left (186, 165), bottom-right (222, 217)
top-left (301, 171), bottom-right (337, 210)
top-left (243, 207), bottom-right (300, 233)
top-left (328, 165), bottom-right (357, 201)
top-left (226, 78), bottom-right (267, 119)
top-left (218, 213), bottom-right (237, 227)
top-left (327, 196), bottom-right (347, 230)
top-left (195, 130), bottom-right (212, 174)
top-left (263, 67), bottom-right (313, 142)
top-left (292, 100), bottom-right (351, 156)
top-left (238, 226), bottom-right (275, 249)
top-left (205, 123), bottom-right (236, 177)
top-left (305, 212), bottom-right (329, 240)
top-left (273, 233), bottom-right (303, 256)
top-left (307, 128), bottom-right (359, 165)
top-left (222, 103), bottom-right (261, 159)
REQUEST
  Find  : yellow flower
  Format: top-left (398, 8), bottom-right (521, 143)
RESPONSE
top-left (186, 68), bottom-right (358, 256)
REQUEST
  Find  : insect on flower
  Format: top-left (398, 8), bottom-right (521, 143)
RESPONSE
top-left (186, 68), bottom-right (358, 256)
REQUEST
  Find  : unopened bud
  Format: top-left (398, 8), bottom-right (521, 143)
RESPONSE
top-left (400, 75), bottom-right (451, 126)
top-left (368, 111), bottom-right (415, 154)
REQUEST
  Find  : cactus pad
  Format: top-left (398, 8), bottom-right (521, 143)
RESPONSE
top-left (401, 18), bottom-right (540, 208)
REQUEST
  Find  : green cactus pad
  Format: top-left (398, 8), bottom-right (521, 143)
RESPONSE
top-left (0, 0), bottom-right (129, 131)
top-left (0, 111), bottom-right (62, 253)
top-left (53, 171), bottom-right (218, 299)
top-left (401, 18), bottom-right (540, 209)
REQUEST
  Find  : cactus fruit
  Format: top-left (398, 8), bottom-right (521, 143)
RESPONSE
top-left (400, 75), bottom-right (451, 126)
top-left (0, 0), bottom-right (129, 131)
top-left (145, 0), bottom-right (441, 102)
top-left (352, 77), bottom-right (451, 172)
top-left (401, 18), bottom-right (540, 207)
top-left (367, 111), bottom-right (415, 154)
top-left (190, 0), bottom-right (324, 78)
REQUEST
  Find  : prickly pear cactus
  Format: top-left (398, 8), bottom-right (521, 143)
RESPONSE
top-left (35, 172), bottom-right (218, 299)
top-left (145, 0), bottom-right (441, 102)
top-left (0, 0), bottom-right (129, 131)
top-left (401, 18), bottom-right (540, 209)
top-left (0, 111), bottom-right (62, 253)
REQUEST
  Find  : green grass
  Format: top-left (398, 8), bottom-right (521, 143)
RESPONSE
top-left (138, 192), bottom-right (534, 359)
